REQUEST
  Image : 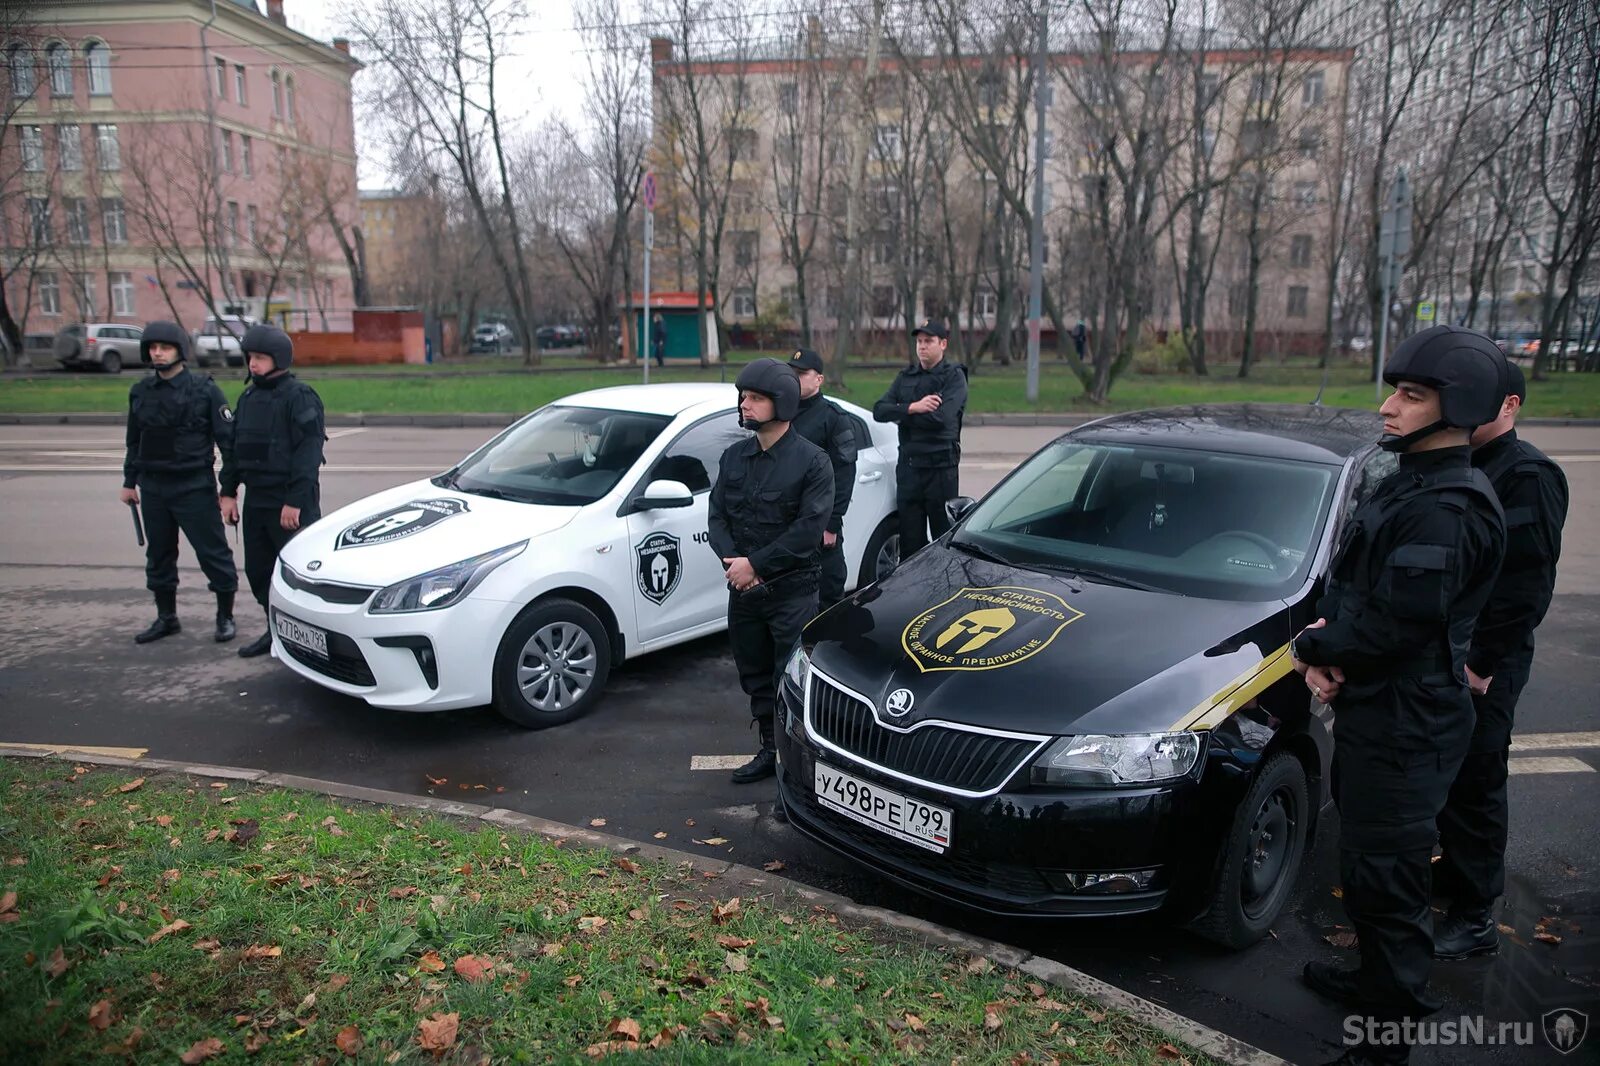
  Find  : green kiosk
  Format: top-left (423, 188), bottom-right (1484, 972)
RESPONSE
top-left (622, 292), bottom-right (720, 364)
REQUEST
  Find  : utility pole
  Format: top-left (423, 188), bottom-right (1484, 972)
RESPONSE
top-left (1375, 168), bottom-right (1410, 400)
top-left (1025, 2), bottom-right (1048, 403)
top-left (642, 171), bottom-right (656, 384)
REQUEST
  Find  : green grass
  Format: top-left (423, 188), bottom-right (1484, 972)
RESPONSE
top-left (6, 361), bottom-right (1598, 417)
top-left (0, 759), bottom-right (1209, 1065)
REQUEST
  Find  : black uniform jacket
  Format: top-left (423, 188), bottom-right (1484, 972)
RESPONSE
top-left (708, 429), bottom-right (834, 583)
top-left (872, 359), bottom-right (967, 467)
top-left (123, 367), bottom-right (234, 487)
top-left (1466, 429), bottom-right (1568, 677)
top-left (217, 372), bottom-right (325, 510)
top-left (1294, 446), bottom-right (1505, 750)
top-left (790, 393), bottom-right (858, 535)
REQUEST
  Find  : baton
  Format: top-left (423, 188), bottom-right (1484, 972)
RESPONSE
top-left (128, 500), bottom-right (145, 547)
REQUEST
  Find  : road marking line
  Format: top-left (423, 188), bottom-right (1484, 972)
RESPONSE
top-left (691, 755), bottom-right (754, 770)
top-left (1508, 756), bottom-right (1594, 775)
top-left (1512, 731), bottom-right (1600, 751)
top-left (326, 428), bottom-right (368, 439)
top-left (1, 742), bottom-right (149, 759)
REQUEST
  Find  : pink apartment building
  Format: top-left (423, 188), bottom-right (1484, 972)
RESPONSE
top-left (3, 0), bottom-right (361, 343)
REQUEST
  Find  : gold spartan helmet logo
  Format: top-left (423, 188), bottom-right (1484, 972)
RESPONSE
top-left (935, 607), bottom-right (1016, 655)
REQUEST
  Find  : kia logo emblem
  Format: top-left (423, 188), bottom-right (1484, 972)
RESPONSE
top-left (884, 688), bottom-right (914, 718)
top-left (307, 560), bottom-right (322, 571)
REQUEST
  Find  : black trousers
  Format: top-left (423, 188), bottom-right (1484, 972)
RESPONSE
top-left (1435, 664), bottom-right (1529, 911)
top-left (896, 463), bottom-right (959, 556)
top-left (727, 581), bottom-right (818, 730)
top-left (140, 474), bottom-right (237, 594)
top-left (242, 502), bottom-right (320, 609)
top-left (819, 535), bottom-right (846, 608)
top-left (1332, 736), bottom-right (1466, 1019)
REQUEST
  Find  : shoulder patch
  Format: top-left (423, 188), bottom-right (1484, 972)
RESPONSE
top-left (220, 405), bottom-right (234, 422)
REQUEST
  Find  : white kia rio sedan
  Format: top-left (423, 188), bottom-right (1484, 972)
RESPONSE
top-left (268, 383), bottom-right (902, 727)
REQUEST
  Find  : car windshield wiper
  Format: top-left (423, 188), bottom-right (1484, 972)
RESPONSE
top-left (949, 538), bottom-right (1017, 567)
top-left (1028, 562), bottom-right (1167, 593)
top-left (432, 467), bottom-right (460, 489)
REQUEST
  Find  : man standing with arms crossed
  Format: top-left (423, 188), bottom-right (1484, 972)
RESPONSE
top-left (1291, 325), bottom-right (1507, 1066)
top-left (1432, 356), bottom-right (1568, 959)
top-left (872, 319), bottom-right (966, 561)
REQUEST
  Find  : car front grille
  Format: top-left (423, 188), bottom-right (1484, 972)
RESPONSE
top-left (280, 562), bottom-right (376, 606)
top-left (281, 630), bottom-right (376, 687)
top-left (805, 673), bottom-right (1044, 794)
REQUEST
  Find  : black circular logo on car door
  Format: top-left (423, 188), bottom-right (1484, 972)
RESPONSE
top-left (336, 498), bottom-right (469, 549)
top-left (635, 531), bottom-right (683, 605)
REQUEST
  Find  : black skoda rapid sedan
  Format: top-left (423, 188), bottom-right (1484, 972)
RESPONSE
top-left (776, 404), bottom-right (1392, 949)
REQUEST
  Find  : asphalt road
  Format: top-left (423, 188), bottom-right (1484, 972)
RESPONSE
top-left (1, 422), bottom-right (1596, 1065)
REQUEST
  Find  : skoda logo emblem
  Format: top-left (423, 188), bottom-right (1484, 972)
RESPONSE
top-left (884, 688), bottom-right (915, 718)
top-left (306, 560), bottom-right (322, 571)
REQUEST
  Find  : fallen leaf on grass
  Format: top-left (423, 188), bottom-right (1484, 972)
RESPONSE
top-left (416, 1012), bottom-right (459, 1053)
top-left (762, 860), bottom-right (786, 872)
top-left (203, 830), bottom-right (221, 843)
top-left (578, 916), bottom-right (609, 933)
top-left (194, 938), bottom-right (221, 952)
top-left (88, 999), bottom-right (117, 1030)
top-left (97, 865), bottom-right (122, 888)
top-left (983, 1004), bottom-right (1005, 1031)
top-left (389, 886), bottom-right (421, 899)
top-left (904, 1013), bottom-right (926, 1032)
top-left (717, 935), bottom-right (754, 949)
top-left (605, 1018), bottom-right (642, 1043)
top-left (1082, 1009), bottom-right (1107, 1024)
top-left (241, 944), bottom-right (282, 961)
top-left (162, 869), bottom-right (181, 885)
top-left (155, 815), bottom-right (173, 827)
top-left (965, 956), bottom-right (992, 975)
top-left (244, 1030), bottom-right (269, 1054)
top-left (454, 955), bottom-right (493, 982)
top-left (724, 952), bottom-right (750, 973)
top-left (0, 891), bottom-right (17, 916)
top-left (590, 818), bottom-right (607, 827)
top-left (335, 1025), bottom-right (364, 1056)
top-left (298, 992), bottom-right (317, 1013)
top-left (693, 837), bottom-right (729, 846)
top-left (711, 898), bottom-right (741, 923)
top-left (1534, 932), bottom-right (1563, 946)
top-left (1158, 1045), bottom-right (1185, 1060)
top-left (627, 908), bottom-right (647, 921)
top-left (43, 946), bottom-right (69, 978)
top-left (225, 819), bottom-right (259, 846)
top-left (148, 918), bottom-right (191, 944)
top-left (815, 975), bottom-right (836, 988)
top-left (325, 974), bottom-right (351, 991)
top-left (118, 777), bottom-right (146, 794)
top-left (179, 1037), bottom-right (225, 1063)
top-left (612, 857), bottom-right (641, 874)
top-left (563, 974), bottom-right (583, 988)
top-left (1324, 929), bottom-right (1359, 949)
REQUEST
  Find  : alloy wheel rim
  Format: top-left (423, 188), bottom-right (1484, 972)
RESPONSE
top-left (516, 621), bottom-right (597, 712)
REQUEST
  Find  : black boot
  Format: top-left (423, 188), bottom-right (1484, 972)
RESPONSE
top-left (1434, 907), bottom-right (1498, 960)
top-left (732, 717), bottom-right (777, 784)
top-left (238, 631), bottom-right (273, 658)
top-left (1301, 961), bottom-right (1364, 1007)
top-left (214, 591), bottom-right (236, 643)
top-left (135, 589), bottom-right (181, 644)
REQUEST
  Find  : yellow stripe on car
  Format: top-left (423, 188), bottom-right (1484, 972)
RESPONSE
top-left (1170, 643), bottom-right (1295, 732)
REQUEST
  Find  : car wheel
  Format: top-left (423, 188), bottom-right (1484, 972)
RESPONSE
top-left (492, 597), bottom-right (612, 729)
top-left (858, 517), bottom-right (901, 586)
top-left (1188, 752), bottom-right (1309, 950)
top-left (102, 350), bottom-right (122, 374)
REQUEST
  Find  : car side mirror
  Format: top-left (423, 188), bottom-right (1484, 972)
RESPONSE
top-left (945, 496), bottom-right (977, 524)
top-left (636, 479), bottom-right (694, 511)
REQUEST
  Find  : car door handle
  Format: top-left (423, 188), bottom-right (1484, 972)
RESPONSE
top-left (858, 471), bottom-right (882, 483)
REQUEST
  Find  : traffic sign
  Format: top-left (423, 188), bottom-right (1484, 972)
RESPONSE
top-left (642, 172), bottom-right (657, 212)
top-left (1416, 301), bottom-right (1435, 322)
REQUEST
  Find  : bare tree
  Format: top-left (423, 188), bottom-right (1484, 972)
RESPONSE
top-left (0, 10), bottom-right (51, 359)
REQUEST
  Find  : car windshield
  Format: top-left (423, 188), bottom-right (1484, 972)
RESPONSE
top-left (435, 404), bottom-right (672, 506)
top-left (952, 439), bottom-right (1338, 600)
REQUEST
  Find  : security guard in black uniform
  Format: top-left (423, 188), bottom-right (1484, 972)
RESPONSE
top-left (1291, 326), bottom-right (1507, 1066)
top-left (708, 358), bottom-right (834, 784)
top-left (120, 321), bottom-right (239, 644)
top-left (219, 325), bottom-right (326, 658)
top-left (872, 318), bottom-right (967, 558)
top-left (1432, 358), bottom-right (1568, 959)
top-left (787, 347), bottom-right (857, 608)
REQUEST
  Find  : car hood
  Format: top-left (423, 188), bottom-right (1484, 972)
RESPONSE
top-left (278, 480), bottom-right (579, 587)
top-left (803, 541), bottom-right (1290, 737)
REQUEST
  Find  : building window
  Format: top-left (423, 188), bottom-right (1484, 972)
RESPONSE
top-left (1287, 285), bottom-right (1309, 317)
top-left (94, 124), bottom-right (120, 170)
top-left (66, 198), bottom-right (91, 244)
top-left (1198, 71), bottom-right (1221, 108)
top-left (20, 126), bottom-right (43, 172)
top-left (977, 289), bottom-right (998, 317)
top-left (873, 235), bottom-right (895, 266)
top-left (729, 182), bottom-right (756, 216)
top-left (1294, 180), bottom-right (1317, 207)
top-left (228, 201), bottom-right (241, 245)
top-left (1248, 73), bottom-right (1269, 103)
top-left (874, 124), bottom-right (902, 161)
top-left (1290, 233), bottom-right (1313, 268)
top-left (284, 74), bottom-right (296, 120)
top-left (214, 56), bottom-right (227, 97)
top-left (977, 69), bottom-right (1006, 109)
top-left (102, 197), bottom-right (127, 244)
top-left (733, 231), bottom-right (758, 268)
top-left (7, 44), bottom-right (34, 97)
top-left (922, 290), bottom-right (945, 320)
top-left (235, 63), bottom-right (247, 105)
top-left (27, 197), bottom-right (51, 245)
top-left (1297, 129), bottom-right (1321, 159)
top-left (85, 42), bottom-right (111, 96)
top-left (246, 204), bottom-right (258, 243)
top-left (1240, 120), bottom-right (1276, 156)
top-left (59, 125), bottom-right (82, 171)
top-left (73, 273), bottom-right (96, 317)
top-left (727, 127), bottom-right (757, 162)
top-left (778, 81), bottom-right (797, 115)
top-left (1200, 125), bottom-right (1218, 156)
top-left (1302, 70), bottom-right (1325, 107)
top-left (871, 285), bottom-right (896, 318)
top-left (39, 271), bottom-right (61, 315)
top-left (110, 272), bottom-right (135, 316)
top-left (240, 135), bottom-right (252, 177)
top-left (47, 42), bottom-right (72, 96)
top-left (271, 70), bottom-right (282, 116)
top-left (218, 130), bottom-right (233, 172)
top-left (731, 286), bottom-right (756, 317)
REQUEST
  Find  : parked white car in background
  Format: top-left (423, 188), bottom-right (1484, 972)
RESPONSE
top-left (193, 315), bottom-right (255, 368)
top-left (269, 383), bottom-right (901, 727)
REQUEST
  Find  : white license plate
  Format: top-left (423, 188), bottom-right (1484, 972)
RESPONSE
top-left (274, 611), bottom-right (328, 658)
top-left (813, 761), bottom-right (952, 853)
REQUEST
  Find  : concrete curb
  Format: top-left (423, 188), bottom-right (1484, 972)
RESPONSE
top-left (1, 744), bottom-right (1287, 1066)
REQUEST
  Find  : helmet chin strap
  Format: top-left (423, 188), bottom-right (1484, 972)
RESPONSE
top-left (740, 414), bottom-right (776, 431)
top-left (1379, 417), bottom-right (1450, 453)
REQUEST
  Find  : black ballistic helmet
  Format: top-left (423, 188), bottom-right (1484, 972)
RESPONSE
top-left (241, 323), bottom-right (294, 371)
top-left (139, 320), bottom-right (191, 364)
top-left (734, 357), bottom-right (800, 426)
top-left (1380, 325), bottom-right (1506, 451)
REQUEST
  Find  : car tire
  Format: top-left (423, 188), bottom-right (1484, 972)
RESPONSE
top-left (492, 597), bottom-right (612, 729)
top-left (102, 350), bottom-right (122, 374)
top-left (857, 517), bottom-right (901, 587)
top-left (1188, 752), bottom-right (1309, 950)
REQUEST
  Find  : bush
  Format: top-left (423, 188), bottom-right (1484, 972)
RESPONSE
top-left (1132, 331), bottom-right (1191, 375)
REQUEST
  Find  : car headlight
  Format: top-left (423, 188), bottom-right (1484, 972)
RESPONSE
top-left (368, 541), bottom-right (526, 614)
top-left (783, 645), bottom-right (812, 692)
top-left (1030, 732), bottom-right (1203, 787)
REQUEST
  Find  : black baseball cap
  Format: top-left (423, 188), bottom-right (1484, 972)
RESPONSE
top-left (788, 347), bottom-right (824, 373)
top-left (912, 318), bottom-right (949, 339)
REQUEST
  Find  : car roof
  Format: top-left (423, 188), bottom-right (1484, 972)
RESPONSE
top-left (552, 382), bottom-right (739, 420)
top-left (1070, 403), bottom-right (1383, 464)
